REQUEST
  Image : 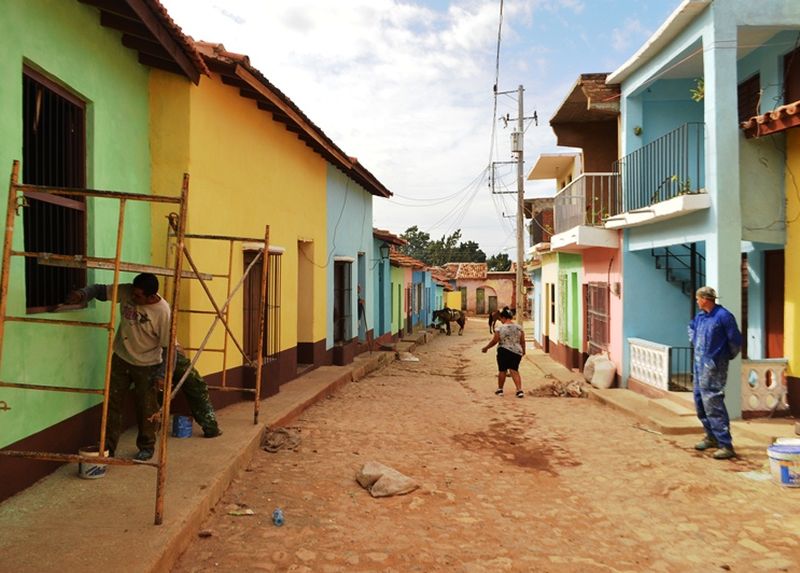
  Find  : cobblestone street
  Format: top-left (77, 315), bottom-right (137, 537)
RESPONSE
top-left (175, 320), bottom-right (800, 572)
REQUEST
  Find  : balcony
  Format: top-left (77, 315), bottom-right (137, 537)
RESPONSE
top-left (550, 173), bottom-right (619, 252)
top-left (606, 123), bottom-right (710, 229)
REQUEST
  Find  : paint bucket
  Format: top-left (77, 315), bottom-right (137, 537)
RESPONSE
top-left (775, 438), bottom-right (800, 446)
top-left (172, 415), bottom-right (193, 438)
top-left (78, 446), bottom-right (109, 480)
top-left (766, 444), bottom-right (800, 487)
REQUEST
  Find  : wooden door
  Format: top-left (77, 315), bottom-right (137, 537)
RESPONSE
top-left (764, 250), bottom-right (784, 358)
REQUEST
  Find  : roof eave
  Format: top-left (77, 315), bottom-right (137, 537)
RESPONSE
top-left (606, 0), bottom-right (711, 85)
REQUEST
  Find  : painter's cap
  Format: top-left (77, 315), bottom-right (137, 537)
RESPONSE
top-left (695, 286), bottom-right (718, 300)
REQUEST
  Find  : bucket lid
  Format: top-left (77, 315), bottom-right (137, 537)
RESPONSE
top-left (768, 444), bottom-right (800, 455)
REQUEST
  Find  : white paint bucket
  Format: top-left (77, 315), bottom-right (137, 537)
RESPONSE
top-left (774, 438), bottom-right (800, 446)
top-left (766, 444), bottom-right (800, 487)
top-left (78, 446), bottom-right (109, 479)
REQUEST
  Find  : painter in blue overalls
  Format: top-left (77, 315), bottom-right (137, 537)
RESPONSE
top-left (688, 286), bottom-right (742, 460)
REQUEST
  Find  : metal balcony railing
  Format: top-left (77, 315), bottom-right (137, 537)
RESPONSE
top-left (613, 122), bottom-right (705, 213)
top-left (553, 173), bottom-right (619, 234)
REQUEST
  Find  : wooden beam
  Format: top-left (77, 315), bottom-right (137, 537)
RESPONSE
top-left (121, 34), bottom-right (171, 60)
top-left (99, 11), bottom-right (151, 39)
top-left (138, 53), bottom-right (184, 77)
top-left (121, 0), bottom-right (200, 84)
top-left (80, 0), bottom-right (138, 20)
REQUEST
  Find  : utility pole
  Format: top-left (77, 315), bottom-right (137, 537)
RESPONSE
top-left (514, 84), bottom-right (525, 326)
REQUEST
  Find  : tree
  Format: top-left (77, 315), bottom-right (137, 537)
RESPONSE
top-left (487, 252), bottom-right (511, 271)
top-left (399, 225), bottom-right (432, 262)
top-left (398, 227), bottom-right (486, 266)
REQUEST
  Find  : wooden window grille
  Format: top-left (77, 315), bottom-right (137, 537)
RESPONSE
top-left (585, 282), bottom-right (610, 353)
top-left (459, 287), bottom-right (467, 310)
top-left (243, 251), bottom-right (282, 364)
top-left (334, 261), bottom-right (352, 343)
top-left (22, 68), bottom-right (87, 312)
top-left (785, 46), bottom-right (800, 104)
top-left (737, 73), bottom-right (761, 123)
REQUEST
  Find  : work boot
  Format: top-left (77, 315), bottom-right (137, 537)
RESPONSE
top-left (694, 435), bottom-right (718, 451)
top-left (134, 449), bottom-right (154, 461)
top-left (712, 447), bottom-right (736, 460)
top-left (203, 427), bottom-right (223, 438)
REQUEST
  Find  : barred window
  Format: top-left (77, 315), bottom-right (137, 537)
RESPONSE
top-left (22, 68), bottom-right (86, 312)
top-left (585, 282), bottom-right (610, 353)
top-left (243, 251), bottom-right (282, 363)
top-left (334, 261), bottom-right (352, 343)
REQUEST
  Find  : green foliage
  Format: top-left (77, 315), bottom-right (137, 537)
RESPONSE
top-left (690, 78), bottom-right (704, 102)
top-left (487, 252), bottom-right (512, 271)
top-left (399, 226), bottom-right (486, 266)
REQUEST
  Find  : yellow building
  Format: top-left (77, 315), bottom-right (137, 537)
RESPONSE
top-left (149, 43), bottom-right (387, 398)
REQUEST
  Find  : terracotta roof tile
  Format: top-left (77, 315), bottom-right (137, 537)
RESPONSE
top-left (145, 0), bottom-right (210, 79)
top-left (389, 249), bottom-right (425, 269)
top-left (373, 228), bottom-right (407, 246)
top-left (740, 99), bottom-right (800, 138)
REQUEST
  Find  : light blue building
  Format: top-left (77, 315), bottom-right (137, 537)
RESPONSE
top-left (609, 0), bottom-right (799, 417)
top-left (371, 228), bottom-right (406, 345)
top-left (326, 163), bottom-right (391, 365)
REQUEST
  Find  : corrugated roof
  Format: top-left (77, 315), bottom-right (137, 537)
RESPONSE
top-left (550, 74), bottom-right (619, 125)
top-left (194, 41), bottom-right (392, 199)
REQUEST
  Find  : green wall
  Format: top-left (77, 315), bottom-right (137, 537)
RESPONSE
top-left (391, 266), bottom-right (405, 335)
top-left (557, 253), bottom-right (583, 350)
top-left (0, 0), bottom-right (153, 447)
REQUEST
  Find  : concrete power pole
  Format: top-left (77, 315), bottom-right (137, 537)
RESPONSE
top-left (514, 84), bottom-right (524, 326)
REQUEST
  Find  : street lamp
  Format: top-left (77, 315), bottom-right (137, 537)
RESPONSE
top-left (379, 242), bottom-right (390, 260)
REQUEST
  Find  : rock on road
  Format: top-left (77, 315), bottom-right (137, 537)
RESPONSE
top-left (175, 319), bottom-right (800, 573)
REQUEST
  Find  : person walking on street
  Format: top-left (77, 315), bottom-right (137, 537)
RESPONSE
top-left (482, 307), bottom-right (526, 398)
top-left (689, 286), bottom-right (742, 460)
top-left (66, 273), bottom-right (170, 461)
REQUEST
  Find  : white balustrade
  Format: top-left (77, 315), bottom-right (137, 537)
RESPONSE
top-left (628, 337), bottom-right (670, 391)
top-left (742, 359), bottom-right (788, 413)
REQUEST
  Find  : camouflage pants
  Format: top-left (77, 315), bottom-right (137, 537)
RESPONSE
top-left (106, 354), bottom-right (159, 454)
top-left (173, 352), bottom-right (219, 435)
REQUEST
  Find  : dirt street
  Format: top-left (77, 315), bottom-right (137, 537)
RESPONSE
top-left (175, 319), bottom-right (800, 572)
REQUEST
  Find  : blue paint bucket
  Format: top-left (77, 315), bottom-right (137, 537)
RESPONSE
top-left (172, 415), bottom-right (193, 438)
top-left (767, 444), bottom-right (800, 487)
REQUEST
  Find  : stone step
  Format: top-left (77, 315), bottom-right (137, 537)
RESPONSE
top-left (589, 388), bottom-right (703, 435)
top-left (648, 397), bottom-right (696, 418)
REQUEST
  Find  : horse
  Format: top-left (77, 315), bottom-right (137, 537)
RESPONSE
top-left (432, 308), bottom-right (465, 336)
top-left (488, 307), bottom-right (514, 333)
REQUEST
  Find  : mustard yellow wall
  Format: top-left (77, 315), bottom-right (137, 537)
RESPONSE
top-left (149, 70), bottom-right (328, 375)
top-left (444, 291), bottom-right (461, 309)
top-left (786, 130), bottom-right (800, 376)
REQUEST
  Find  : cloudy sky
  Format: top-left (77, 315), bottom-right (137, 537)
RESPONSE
top-left (160, 0), bottom-right (679, 259)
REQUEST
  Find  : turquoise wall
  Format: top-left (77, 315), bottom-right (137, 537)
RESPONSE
top-left (0, 1), bottom-right (153, 448)
top-left (325, 165), bottom-right (374, 348)
top-left (371, 236), bottom-right (392, 337)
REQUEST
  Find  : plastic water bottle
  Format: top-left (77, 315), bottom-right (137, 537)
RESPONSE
top-left (272, 508), bottom-right (284, 527)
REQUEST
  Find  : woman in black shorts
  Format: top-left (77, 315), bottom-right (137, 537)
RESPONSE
top-left (481, 307), bottom-right (526, 398)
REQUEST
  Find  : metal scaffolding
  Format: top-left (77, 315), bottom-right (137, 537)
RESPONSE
top-left (0, 161), bottom-right (269, 525)
top-left (165, 213), bottom-right (270, 425)
top-left (0, 160), bottom-right (271, 524)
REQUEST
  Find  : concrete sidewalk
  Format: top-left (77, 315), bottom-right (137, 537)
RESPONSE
top-left (0, 332), bottom-right (429, 573)
top-left (525, 347), bottom-right (798, 446)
